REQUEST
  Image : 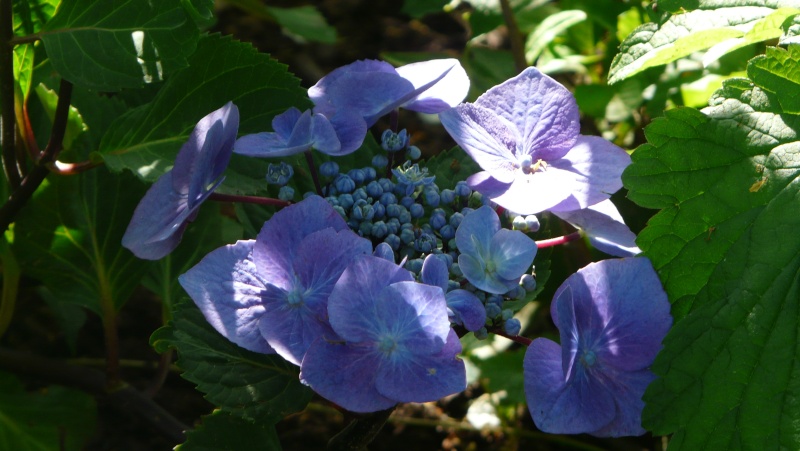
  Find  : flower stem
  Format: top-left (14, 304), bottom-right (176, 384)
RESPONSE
top-left (490, 328), bottom-right (532, 346)
top-left (209, 192), bottom-right (290, 207)
top-left (304, 150), bottom-right (323, 195)
top-left (499, 0), bottom-right (527, 73)
top-left (0, 0), bottom-right (21, 189)
top-left (535, 231), bottom-right (582, 249)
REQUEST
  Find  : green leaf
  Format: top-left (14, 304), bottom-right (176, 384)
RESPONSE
top-left (176, 410), bottom-right (282, 451)
top-left (524, 10), bottom-right (588, 64)
top-left (34, 84), bottom-right (87, 151)
top-left (267, 6), bottom-right (337, 44)
top-left (151, 300), bottom-right (313, 422)
top-left (609, 2), bottom-right (800, 84)
top-left (0, 371), bottom-right (96, 451)
top-left (13, 167), bottom-right (151, 313)
top-left (40, 0), bottom-right (210, 91)
top-left (624, 56), bottom-right (800, 446)
top-left (473, 350), bottom-right (527, 405)
top-left (747, 45), bottom-right (800, 113)
top-left (98, 34), bottom-right (309, 195)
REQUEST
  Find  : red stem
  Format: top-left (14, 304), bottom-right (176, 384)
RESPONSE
top-left (209, 192), bottom-right (290, 207)
top-left (491, 328), bottom-right (532, 346)
top-left (535, 231), bottom-right (582, 249)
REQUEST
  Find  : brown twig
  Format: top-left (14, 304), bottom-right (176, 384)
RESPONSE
top-left (0, 0), bottom-right (21, 188)
top-left (499, 0), bottom-right (527, 73)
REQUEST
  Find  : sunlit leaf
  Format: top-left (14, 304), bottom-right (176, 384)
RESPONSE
top-left (624, 47), bottom-right (800, 448)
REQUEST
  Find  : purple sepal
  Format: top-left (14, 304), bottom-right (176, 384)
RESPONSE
top-left (553, 200), bottom-right (641, 257)
top-left (523, 257), bottom-right (671, 437)
top-left (178, 240), bottom-right (276, 355)
top-left (444, 289), bottom-right (486, 331)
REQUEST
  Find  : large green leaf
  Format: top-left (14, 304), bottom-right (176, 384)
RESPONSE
top-left (98, 33), bottom-right (309, 195)
top-left (0, 371), bottom-right (96, 451)
top-left (176, 410), bottom-right (282, 451)
top-left (623, 49), bottom-right (800, 448)
top-left (151, 300), bottom-right (313, 422)
top-left (13, 167), bottom-right (151, 313)
top-left (40, 0), bottom-right (211, 91)
top-left (747, 45), bottom-right (800, 113)
top-left (608, 1), bottom-right (800, 84)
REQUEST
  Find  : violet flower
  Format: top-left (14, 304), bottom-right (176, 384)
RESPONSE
top-left (420, 254), bottom-right (486, 332)
top-left (122, 102), bottom-right (238, 260)
top-left (439, 67), bottom-right (631, 215)
top-left (523, 257), bottom-right (671, 437)
top-left (234, 107), bottom-right (367, 158)
top-left (553, 200), bottom-right (641, 257)
top-left (179, 195), bottom-right (372, 365)
top-left (455, 206), bottom-right (537, 294)
top-left (300, 255), bottom-right (466, 413)
top-left (309, 59), bottom-right (469, 127)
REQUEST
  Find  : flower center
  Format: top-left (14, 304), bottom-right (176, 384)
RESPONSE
top-left (377, 335), bottom-right (397, 354)
top-left (287, 289), bottom-right (304, 306)
top-left (580, 350), bottom-right (598, 367)
top-left (517, 155), bottom-right (548, 174)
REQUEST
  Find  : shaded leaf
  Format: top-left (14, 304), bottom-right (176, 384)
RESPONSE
top-left (151, 300), bottom-right (313, 422)
top-left (524, 10), bottom-right (588, 64)
top-left (13, 168), bottom-right (151, 313)
top-left (176, 410), bottom-right (281, 451)
top-left (98, 34), bottom-right (309, 195)
top-left (0, 371), bottom-right (96, 451)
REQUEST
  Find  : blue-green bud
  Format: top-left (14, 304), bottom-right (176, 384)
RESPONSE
top-left (319, 161), bottom-right (339, 177)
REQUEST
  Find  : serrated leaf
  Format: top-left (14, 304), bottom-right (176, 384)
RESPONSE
top-left (623, 81), bottom-right (800, 446)
top-left (176, 410), bottom-right (282, 451)
top-left (747, 45), bottom-right (800, 113)
top-left (609, 2), bottom-right (800, 84)
top-left (40, 0), bottom-right (209, 91)
top-left (0, 371), bottom-right (96, 451)
top-left (98, 34), bottom-right (309, 195)
top-left (13, 167), bottom-right (151, 313)
top-left (151, 300), bottom-right (313, 422)
top-left (524, 10), bottom-right (587, 64)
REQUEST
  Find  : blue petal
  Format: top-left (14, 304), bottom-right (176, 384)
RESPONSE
top-left (445, 289), bottom-right (486, 331)
top-left (258, 283), bottom-right (337, 366)
top-left (546, 135), bottom-right (631, 213)
top-left (327, 256), bottom-right (413, 342)
top-left (272, 107), bottom-right (303, 138)
top-left (553, 200), bottom-right (641, 257)
top-left (309, 112), bottom-right (342, 155)
top-left (489, 228), bottom-right (537, 281)
top-left (396, 59), bottom-right (469, 113)
top-left (376, 328), bottom-right (466, 403)
top-left (178, 240), bottom-right (276, 355)
top-left (459, 253), bottom-right (513, 294)
top-left (379, 281), bottom-right (451, 350)
top-left (420, 254), bottom-right (448, 291)
top-left (474, 67), bottom-right (579, 161)
top-left (586, 368), bottom-right (656, 437)
top-left (553, 258), bottom-right (671, 372)
top-left (253, 196), bottom-right (349, 289)
top-left (523, 338), bottom-right (615, 434)
top-left (439, 104), bottom-right (519, 184)
top-left (373, 242), bottom-right (395, 262)
top-left (300, 339), bottom-right (396, 413)
top-left (327, 110), bottom-right (368, 155)
top-left (122, 172), bottom-right (192, 260)
top-left (234, 131), bottom-right (309, 158)
top-left (172, 102), bottom-right (238, 200)
top-left (454, 205), bottom-right (500, 258)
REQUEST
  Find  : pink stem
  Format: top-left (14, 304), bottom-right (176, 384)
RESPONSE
top-left (535, 231), bottom-right (582, 249)
top-left (491, 329), bottom-right (532, 346)
top-left (209, 192), bottom-right (290, 207)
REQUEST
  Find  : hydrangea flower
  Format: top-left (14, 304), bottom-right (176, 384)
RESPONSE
top-left (309, 59), bottom-right (469, 127)
top-left (420, 254), bottom-right (486, 331)
top-left (234, 107), bottom-right (367, 158)
top-left (523, 257), bottom-right (671, 437)
top-left (300, 255), bottom-right (466, 413)
top-left (455, 206), bottom-right (537, 294)
top-left (553, 200), bottom-right (641, 257)
top-left (122, 102), bottom-right (239, 260)
top-left (439, 67), bottom-right (631, 215)
top-left (178, 195), bottom-right (372, 365)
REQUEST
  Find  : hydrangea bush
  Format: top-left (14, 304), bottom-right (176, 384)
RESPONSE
top-left (2, 1), bottom-right (799, 449)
